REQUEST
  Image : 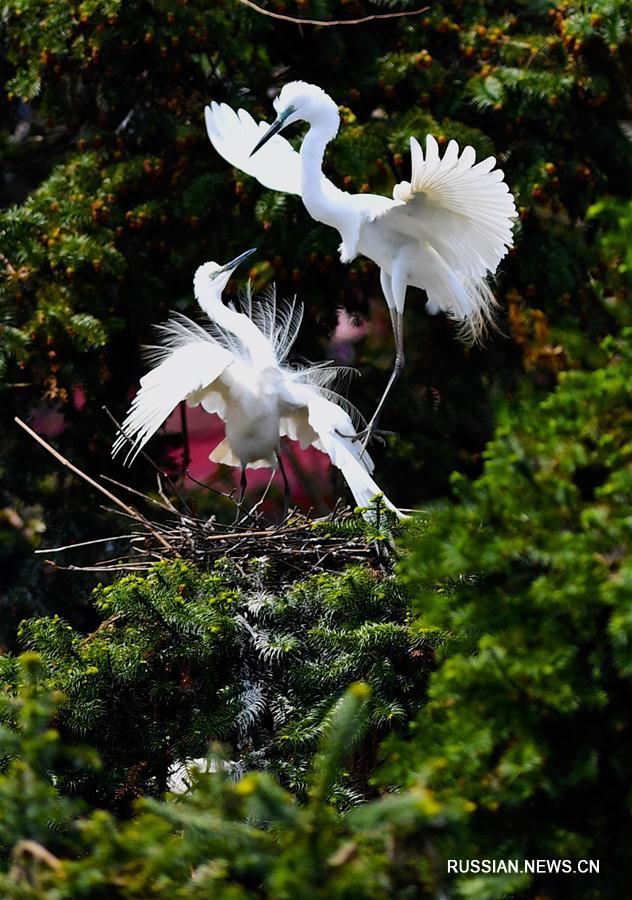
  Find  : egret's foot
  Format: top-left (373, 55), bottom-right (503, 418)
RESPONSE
top-left (279, 502), bottom-right (291, 526)
top-left (334, 426), bottom-right (398, 448)
top-left (275, 452), bottom-right (291, 526)
top-left (356, 427), bottom-right (398, 446)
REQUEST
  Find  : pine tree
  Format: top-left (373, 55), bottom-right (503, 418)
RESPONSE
top-left (0, 665), bottom-right (467, 898)
top-left (1, 552), bottom-right (435, 810)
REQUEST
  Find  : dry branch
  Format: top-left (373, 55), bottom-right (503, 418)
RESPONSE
top-left (236, 0), bottom-right (429, 27)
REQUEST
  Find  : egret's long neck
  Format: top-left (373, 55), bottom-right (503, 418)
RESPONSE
top-left (300, 115), bottom-right (345, 228)
top-left (198, 293), bottom-right (240, 333)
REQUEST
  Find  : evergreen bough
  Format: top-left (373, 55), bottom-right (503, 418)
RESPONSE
top-left (387, 328), bottom-right (632, 897)
top-left (2, 555), bottom-right (435, 810)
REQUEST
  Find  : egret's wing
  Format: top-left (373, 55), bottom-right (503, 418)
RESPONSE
top-left (378, 135), bottom-right (517, 279)
top-left (279, 382), bottom-right (401, 517)
top-left (113, 339), bottom-right (233, 464)
top-left (205, 102), bottom-right (302, 196)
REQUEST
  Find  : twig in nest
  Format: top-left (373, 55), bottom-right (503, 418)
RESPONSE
top-left (100, 474), bottom-right (174, 513)
top-left (236, 468), bottom-right (278, 526)
top-left (35, 535), bottom-right (132, 554)
top-left (236, 0), bottom-right (429, 27)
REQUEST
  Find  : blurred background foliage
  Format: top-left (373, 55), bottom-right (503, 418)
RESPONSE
top-left (0, 0), bottom-right (631, 895)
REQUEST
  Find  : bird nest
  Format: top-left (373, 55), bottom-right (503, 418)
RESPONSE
top-left (17, 417), bottom-right (398, 581)
top-left (92, 503), bottom-right (394, 579)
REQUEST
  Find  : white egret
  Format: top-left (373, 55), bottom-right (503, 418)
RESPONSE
top-left (205, 83), bottom-right (517, 442)
top-left (113, 249), bottom-right (400, 517)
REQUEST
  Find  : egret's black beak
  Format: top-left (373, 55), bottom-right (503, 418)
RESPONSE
top-left (224, 247), bottom-right (257, 272)
top-left (250, 117), bottom-right (284, 157)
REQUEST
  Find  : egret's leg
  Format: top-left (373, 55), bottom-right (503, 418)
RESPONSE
top-left (238, 468), bottom-right (276, 526)
top-left (359, 314), bottom-right (404, 453)
top-left (276, 451), bottom-right (291, 522)
top-left (234, 466), bottom-right (248, 523)
top-left (358, 262), bottom-right (408, 452)
top-left (380, 267), bottom-right (396, 311)
top-left (179, 401), bottom-right (191, 479)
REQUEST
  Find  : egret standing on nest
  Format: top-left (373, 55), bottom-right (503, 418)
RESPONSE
top-left (113, 249), bottom-right (400, 517)
top-left (205, 83), bottom-right (517, 444)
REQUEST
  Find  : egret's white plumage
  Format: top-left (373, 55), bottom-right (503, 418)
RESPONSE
top-left (205, 82), bottom-right (517, 438)
top-left (113, 252), bottom-right (399, 516)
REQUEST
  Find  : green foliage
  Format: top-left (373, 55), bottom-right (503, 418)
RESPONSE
top-left (0, 668), bottom-right (467, 898)
top-left (588, 196), bottom-right (632, 315)
top-left (0, 653), bottom-right (97, 855)
top-left (17, 562), bottom-right (242, 807)
top-left (387, 327), bottom-right (632, 896)
top-left (2, 557), bottom-right (434, 808)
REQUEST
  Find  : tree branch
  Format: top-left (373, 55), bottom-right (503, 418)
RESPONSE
top-left (236, 0), bottom-right (428, 27)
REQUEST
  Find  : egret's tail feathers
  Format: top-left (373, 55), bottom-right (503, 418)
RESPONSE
top-left (331, 440), bottom-right (402, 519)
top-left (421, 242), bottom-right (497, 345)
top-left (398, 134), bottom-right (517, 280)
top-left (454, 276), bottom-right (498, 345)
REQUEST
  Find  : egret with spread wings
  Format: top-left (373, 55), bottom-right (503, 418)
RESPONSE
top-left (205, 82), bottom-right (517, 444)
top-left (113, 250), bottom-right (399, 517)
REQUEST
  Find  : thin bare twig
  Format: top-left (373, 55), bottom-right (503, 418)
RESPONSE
top-left (35, 535), bottom-right (132, 554)
top-left (236, 0), bottom-right (429, 27)
top-left (100, 474), bottom-right (174, 513)
top-left (45, 560), bottom-right (153, 573)
top-left (14, 417), bottom-right (176, 555)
